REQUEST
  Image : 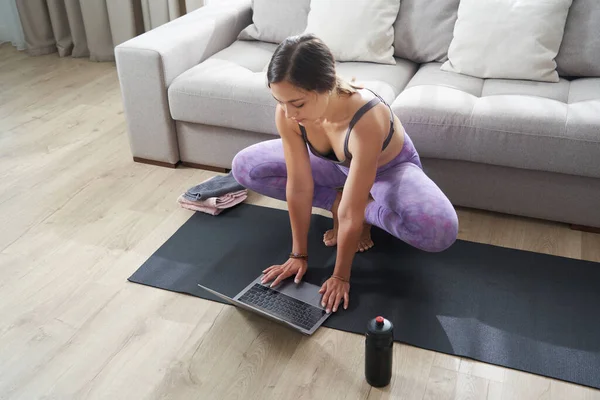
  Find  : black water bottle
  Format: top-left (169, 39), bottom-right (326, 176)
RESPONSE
top-left (365, 316), bottom-right (394, 387)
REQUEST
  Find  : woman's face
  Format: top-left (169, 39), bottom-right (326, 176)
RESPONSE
top-left (270, 80), bottom-right (330, 125)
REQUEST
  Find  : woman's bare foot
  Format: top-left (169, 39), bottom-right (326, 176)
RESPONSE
top-left (323, 191), bottom-right (341, 247)
top-left (358, 223), bottom-right (374, 252)
top-left (323, 191), bottom-right (375, 252)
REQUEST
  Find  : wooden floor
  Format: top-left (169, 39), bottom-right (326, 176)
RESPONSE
top-left (1, 43), bottom-right (599, 400)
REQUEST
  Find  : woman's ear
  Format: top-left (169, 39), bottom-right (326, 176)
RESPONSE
top-left (351, 76), bottom-right (364, 89)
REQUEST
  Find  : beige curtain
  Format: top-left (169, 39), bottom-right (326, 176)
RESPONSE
top-left (15, 0), bottom-right (207, 62)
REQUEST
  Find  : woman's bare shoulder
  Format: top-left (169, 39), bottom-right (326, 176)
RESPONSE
top-left (353, 92), bottom-right (391, 130)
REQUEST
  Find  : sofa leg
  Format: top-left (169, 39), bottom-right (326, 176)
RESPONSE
top-left (133, 157), bottom-right (179, 168)
top-left (181, 161), bottom-right (230, 173)
top-left (570, 224), bottom-right (600, 234)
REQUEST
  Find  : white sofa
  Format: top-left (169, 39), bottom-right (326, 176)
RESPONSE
top-left (115, 0), bottom-right (600, 229)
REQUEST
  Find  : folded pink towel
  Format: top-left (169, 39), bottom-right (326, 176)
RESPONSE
top-left (177, 189), bottom-right (247, 215)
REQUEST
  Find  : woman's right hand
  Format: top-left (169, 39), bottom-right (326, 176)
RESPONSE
top-left (261, 257), bottom-right (308, 288)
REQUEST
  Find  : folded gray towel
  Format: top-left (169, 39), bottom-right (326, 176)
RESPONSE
top-left (184, 172), bottom-right (246, 201)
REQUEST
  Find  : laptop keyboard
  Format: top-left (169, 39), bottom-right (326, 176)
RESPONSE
top-left (238, 283), bottom-right (326, 331)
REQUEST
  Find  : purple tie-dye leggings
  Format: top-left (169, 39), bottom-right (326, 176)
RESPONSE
top-left (231, 131), bottom-right (458, 252)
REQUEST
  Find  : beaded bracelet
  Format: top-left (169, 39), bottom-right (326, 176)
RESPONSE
top-left (289, 252), bottom-right (308, 260)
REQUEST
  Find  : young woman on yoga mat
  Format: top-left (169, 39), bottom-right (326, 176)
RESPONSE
top-left (231, 34), bottom-right (459, 314)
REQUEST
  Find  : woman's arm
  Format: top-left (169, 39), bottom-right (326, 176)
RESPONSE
top-left (332, 114), bottom-right (383, 281)
top-left (319, 115), bottom-right (382, 312)
top-left (276, 105), bottom-right (314, 255)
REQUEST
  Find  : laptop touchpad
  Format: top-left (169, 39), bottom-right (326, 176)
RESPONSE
top-left (273, 280), bottom-right (323, 308)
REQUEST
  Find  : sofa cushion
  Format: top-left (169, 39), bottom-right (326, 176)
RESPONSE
top-left (238, 0), bottom-right (311, 44)
top-left (168, 40), bottom-right (279, 135)
top-left (555, 0), bottom-right (600, 77)
top-left (169, 40), bottom-right (419, 135)
top-left (303, 0), bottom-right (400, 65)
top-left (335, 61), bottom-right (418, 105)
top-left (440, 0), bottom-right (573, 83)
top-left (393, 0), bottom-right (460, 63)
top-left (392, 63), bottom-right (600, 179)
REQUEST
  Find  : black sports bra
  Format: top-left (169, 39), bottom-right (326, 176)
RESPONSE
top-left (299, 88), bottom-right (395, 168)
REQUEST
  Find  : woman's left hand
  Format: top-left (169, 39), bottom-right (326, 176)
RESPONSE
top-left (319, 276), bottom-right (350, 313)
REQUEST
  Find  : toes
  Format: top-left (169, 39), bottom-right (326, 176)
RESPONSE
top-left (323, 230), bottom-right (338, 247)
top-left (356, 239), bottom-right (374, 252)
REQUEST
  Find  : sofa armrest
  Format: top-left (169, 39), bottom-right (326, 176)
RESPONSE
top-left (115, 0), bottom-right (252, 165)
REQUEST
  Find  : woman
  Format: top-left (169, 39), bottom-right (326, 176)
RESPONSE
top-left (232, 34), bottom-right (458, 314)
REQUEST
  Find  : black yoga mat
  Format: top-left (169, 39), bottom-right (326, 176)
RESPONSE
top-left (129, 203), bottom-right (600, 390)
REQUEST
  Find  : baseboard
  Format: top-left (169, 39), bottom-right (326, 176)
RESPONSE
top-left (181, 161), bottom-right (230, 173)
top-left (570, 224), bottom-right (600, 234)
top-left (133, 157), bottom-right (179, 169)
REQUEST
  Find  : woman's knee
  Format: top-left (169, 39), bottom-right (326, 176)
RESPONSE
top-left (402, 200), bottom-right (459, 253)
top-left (231, 140), bottom-right (287, 190)
top-left (231, 147), bottom-right (253, 188)
top-left (431, 205), bottom-right (459, 252)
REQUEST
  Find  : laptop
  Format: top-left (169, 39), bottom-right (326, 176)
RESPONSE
top-left (198, 275), bottom-right (333, 335)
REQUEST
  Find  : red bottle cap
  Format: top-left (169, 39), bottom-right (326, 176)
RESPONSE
top-left (376, 316), bottom-right (384, 325)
